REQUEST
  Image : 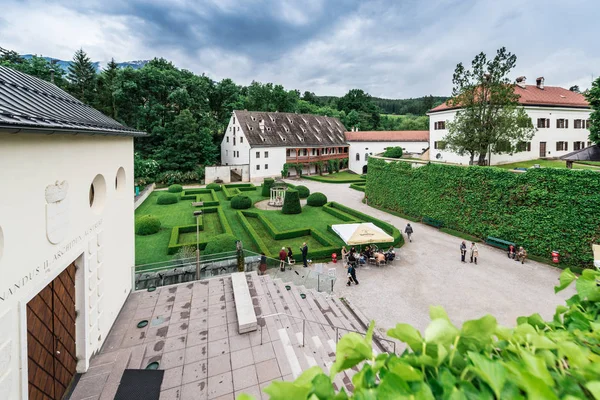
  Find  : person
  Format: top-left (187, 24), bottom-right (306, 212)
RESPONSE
top-left (404, 223), bottom-right (414, 242)
top-left (460, 241), bottom-right (467, 263)
top-left (364, 245), bottom-right (372, 258)
top-left (279, 247), bottom-right (287, 271)
top-left (517, 246), bottom-right (527, 264)
top-left (259, 252), bottom-right (267, 275)
top-left (287, 247), bottom-right (294, 264)
top-left (508, 244), bottom-right (516, 259)
top-left (341, 246), bottom-right (349, 262)
top-left (375, 251), bottom-right (386, 265)
top-left (347, 264), bottom-right (359, 286)
top-left (470, 242), bottom-right (479, 264)
top-left (385, 246), bottom-right (395, 262)
top-left (300, 242), bottom-right (308, 268)
top-left (348, 250), bottom-right (357, 267)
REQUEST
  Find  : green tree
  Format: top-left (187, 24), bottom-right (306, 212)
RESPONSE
top-left (67, 49), bottom-right (97, 102)
top-left (444, 47), bottom-right (536, 165)
top-left (97, 58), bottom-right (119, 118)
top-left (586, 77), bottom-right (600, 145)
top-left (0, 52), bottom-right (68, 88)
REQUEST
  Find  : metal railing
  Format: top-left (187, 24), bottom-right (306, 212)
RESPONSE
top-left (259, 312), bottom-right (396, 354)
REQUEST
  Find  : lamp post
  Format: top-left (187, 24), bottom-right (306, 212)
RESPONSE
top-left (193, 210), bottom-right (202, 279)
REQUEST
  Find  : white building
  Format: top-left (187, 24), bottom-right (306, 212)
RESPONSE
top-left (345, 130), bottom-right (429, 174)
top-left (220, 110), bottom-right (349, 181)
top-left (428, 77), bottom-right (591, 165)
top-left (0, 66), bottom-right (145, 399)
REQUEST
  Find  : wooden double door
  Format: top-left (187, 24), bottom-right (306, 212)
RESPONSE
top-left (27, 263), bottom-right (77, 400)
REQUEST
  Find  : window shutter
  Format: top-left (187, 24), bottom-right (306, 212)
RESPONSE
top-left (565, 119), bottom-right (569, 128)
top-left (546, 119), bottom-right (550, 128)
top-left (565, 142), bottom-right (568, 151)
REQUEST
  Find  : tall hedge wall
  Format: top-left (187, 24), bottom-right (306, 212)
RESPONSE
top-left (366, 157), bottom-right (600, 267)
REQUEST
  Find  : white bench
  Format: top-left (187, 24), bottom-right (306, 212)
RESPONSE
top-left (231, 272), bottom-right (257, 333)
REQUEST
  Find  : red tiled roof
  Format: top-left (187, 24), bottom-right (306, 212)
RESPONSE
top-left (344, 130), bottom-right (429, 142)
top-left (429, 85), bottom-right (589, 113)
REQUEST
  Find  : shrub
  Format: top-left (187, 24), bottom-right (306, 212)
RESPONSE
top-left (231, 195), bottom-right (252, 210)
top-left (206, 183), bottom-right (222, 191)
top-left (383, 146), bottom-right (404, 158)
top-left (203, 234), bottom-right (238, 255)
top-left (262, 178), bottom-right (275, 197)
top-left (307, 192), bottom-right (327, 207)
top-left (156, 193), bottom-right (178, 205)
top-left (282, 189), bottom-right (302, 214)
top-left (168, 184), bottom-right (183, 193)
top-left (295, 185), bottom-right (310, 199)
top-left (136, 215), bottom-right (161, 235)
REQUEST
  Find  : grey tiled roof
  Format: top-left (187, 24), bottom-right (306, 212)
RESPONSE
top-left (561, 145), bottom-right (600, 161)
top-left (0, 66), bottom-right (145, 137)
top-left (233, 110), bottom-right (347, 147)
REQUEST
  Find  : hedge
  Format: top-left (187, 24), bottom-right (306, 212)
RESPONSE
top-left (167, 207), bottom-right (232, 254)
top-left (349, 182), bottom-right (366, 192)
top-left (304, 175), bottom-right (366, 184)
top-left (366, 157), bottom-right (600, 267)
top-left (204, 233), bottom-right (238, 255)
top-left (156, 193), bottom-right (178, 205)
top-left (295, 185), bottom-right (310, 198)
top-left (180, 188), bottom-right (219, 206)
top-left (136, 215), bottom-right (161, 235)
top-left (261, 178), bottom-right (275, 197)
top-left (168, 184), bottom-right (183, 193)
top-left (206, 183), bottom-right (222, 191)
top-left (231, 195), bottom-right (252, 210)
top-left (282, 189), bottom-right (302, 214)
top-left (382, 146), bottom-right (403, 158)
top-left (306, 192), bottom-right (328, 207)
top-left (223, 183), bottom-right (257, 200)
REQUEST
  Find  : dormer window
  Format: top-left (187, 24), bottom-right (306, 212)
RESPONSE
top-left (251, 116), bottom-right (256, 121)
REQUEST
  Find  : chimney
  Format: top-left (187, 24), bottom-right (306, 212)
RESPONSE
top-left (515, 76), bottom-right (526, 89)
top-left (258, 119), bottom-right (265, 133)
top-left (536, 77), bottom-right (544, 90)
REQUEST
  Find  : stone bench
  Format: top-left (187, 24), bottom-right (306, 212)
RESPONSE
top-left (231, 272), bottom-right (257, 333)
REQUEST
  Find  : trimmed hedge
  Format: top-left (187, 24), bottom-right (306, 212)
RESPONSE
top-left (204, 234), bottom-right (238, 255)
top-left (231, 195), bottom-right (252, 210)
top-left (261, 178), bottom-right (275, 197)
top-left (206, 183), bottom-right (222, 191)
top-left (350, 182), bottom-right (366, 192)
top-left (295, 185), bottom-right (310, 198)
top-left (167, 207), bottom-right (233, 254)
top-left (382, 146), bottom-right (403, 158)
top-left (307, 192), bottom-right (327, 207)
top-left (168, 184), bottom-right (183, 193)
top-left (180, 189), bottom-right (219, 206)
top-left (282, 189), bottom-right (302, 214)
top-left (223, 183), bottom-right (257, 200)
top-left (136, 215), bottom-right (161, 235)
top-left (156, 193), bottom-right (178, 205)
top-left (367, 157), bottom-right (600, 267)
top-left (304, 175), bottom-right (366, 184)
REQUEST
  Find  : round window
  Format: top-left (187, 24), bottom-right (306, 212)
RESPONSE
top-left (115, 167), bottom-right (126, 191)
top-left (89, 174), bottom-right (107, 214)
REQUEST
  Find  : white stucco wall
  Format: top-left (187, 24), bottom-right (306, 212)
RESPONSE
top-left (221, 115), bottom-right (251, 166)
top-left (429, 107), bottom-right (591, 165)
top-left (248, 147), bottom-right (287, 181)
top-left (0, 132), bottom-right (135, 400)
top-left (348, 141), bottom-right (428, 174)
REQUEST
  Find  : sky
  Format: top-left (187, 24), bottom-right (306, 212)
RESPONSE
top-left (1, 0), bottom-right (598, 98)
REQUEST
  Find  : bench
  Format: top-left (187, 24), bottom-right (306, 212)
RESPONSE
top-left (422, 216), bottom-right (444, 228)
top-left (485, 236), bottom-right (516, 250)
top-left (231, 272), bottom-right (257, 333)
top-left (191, 201), bottom-right (204, 207)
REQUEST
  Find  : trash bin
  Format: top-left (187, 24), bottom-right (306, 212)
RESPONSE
top-left (135, 186), bottom-right (140, 196)
top-left (332, 253), bottom-right (337, 263)
top-left (552, 250), bottom-right (559, 263)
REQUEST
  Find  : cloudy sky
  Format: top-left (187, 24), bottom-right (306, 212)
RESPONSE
top-left (1, 0), bottom-right (598, 98)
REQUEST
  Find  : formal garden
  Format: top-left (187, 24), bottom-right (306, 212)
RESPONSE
top-left (134, 180), bottom-right (402, 267)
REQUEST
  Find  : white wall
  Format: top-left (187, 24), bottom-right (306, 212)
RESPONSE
top-left (221, 115), bottom-right (251, 166)
top-left (348, 141), bottom-right (428, 174)
top-left (248, 147), bottom-right (287, 181)
top-left (429, 107), bottom-right (591, 165)
top-left (205, 165), bottom-right (250, 184)
top-left (0, 132), bottom-right (135, 400)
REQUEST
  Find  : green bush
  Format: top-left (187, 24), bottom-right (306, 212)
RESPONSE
top-left (156, 193), bottom-right (178, 205)
top-left (203, 233), bottom-right (238, 255)
top-left (295, 185), bottom-right (310, 198)
top-left (306, 192), bottom-right (327, 207)
top-left (168, 184), bottom-right (183, 193)
top-left (136, 215), bottom-right (161, 235)
top-left (231, 195), bottom-right (252, 210)
top-left (206, 183), bottom-right (222, 191)
top-left (282, 189), bottom-right (302, 214)
top-left (262, 178), bottom-right (275, 197)
top-left (383, 146), bottom-right (404, 158)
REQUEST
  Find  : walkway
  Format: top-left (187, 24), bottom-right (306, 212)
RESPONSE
top-left (285, 178), bottom-right (576, 335)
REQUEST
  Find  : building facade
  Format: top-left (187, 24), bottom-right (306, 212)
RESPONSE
top-left (0, 66), bottom-right (144, 400)
top-left (428, 77), bottom-right (591, 165)
top-left (345, 131), bottom-right (429, 174)
top-left (220, 110), bottom-right (349, 180)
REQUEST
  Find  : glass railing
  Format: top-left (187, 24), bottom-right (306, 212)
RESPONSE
top-left (267, 262), bottom-right (337, 294)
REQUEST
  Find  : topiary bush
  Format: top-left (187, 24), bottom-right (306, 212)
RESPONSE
top-left (136, 215), bottom-right (161, 235)
top-left (231, 195), bottom-right (252, 210)
top-left (307, 192), bottom-right (327, 207)
top-left (168, 184), bottom-right (183, 193)
top-left (206, 183), bottom-right (222, 191)
top-left (295, 185), bottom-right (310, 199)
top-left (383, 146), bottom-right (404, 158)
top-left (203, 233), bottom-right (238, 255)
top-left (282, 189), bottom-right (302, 214)
top-left (156, 193), bottom-right (178, 205)
top-left (261, 178), bottom-right (275, 197)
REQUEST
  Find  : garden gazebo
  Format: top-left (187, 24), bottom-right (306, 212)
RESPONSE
top-left (269, 180), bottom-right (287, 207)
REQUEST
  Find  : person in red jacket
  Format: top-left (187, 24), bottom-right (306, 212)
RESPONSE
top-left (279, 247), bottom-right (287, 271)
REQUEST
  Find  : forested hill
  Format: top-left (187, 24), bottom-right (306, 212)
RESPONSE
top-left (318, 95), bottom-right (449, 115)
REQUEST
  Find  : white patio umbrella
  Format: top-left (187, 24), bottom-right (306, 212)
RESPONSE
top-left (332, 223), bottom-right (393, 246)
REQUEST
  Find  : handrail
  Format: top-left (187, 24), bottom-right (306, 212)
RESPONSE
top-left (258, 312), bottom-right (396, 354)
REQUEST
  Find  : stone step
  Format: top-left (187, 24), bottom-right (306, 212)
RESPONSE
top-left (278, 328), bottom-right (303, 378)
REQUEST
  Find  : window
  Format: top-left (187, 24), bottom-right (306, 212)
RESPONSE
top-left (226, 136), bottom-right (229, 143)
top-left (286, 149), bottom-right (291, 157)
top-left (556, 141), bottom-right (569, 151)
top-left (574, 119), bottom-right (583, 129)
top-left (574, 141), bottom-right (586, 151)
top-left (256, 151), bottom-right (260, 158)
top-left (434, 121), bottom-right (446, 130)
top-left (229, 127), bottom-right (232, 132)
top-left (303, 149), bottom-right (307, 156)
top-left (256, 165), bottom-right (260, 170)
top-left (264, 151), bottom-right (269, 158)
top-left (556, 119), bottom-right (568, 129)
top-left (356, 153), bottom-right (360, 161)
top-left (495, 140), bottom-right (511, 152)
top-left (312, 149), bottom-right (316, 156)
top-left (588, 141), bottom-right (592, 148)
top-left (233, 137), bottom-right (236, 145)
top-left (586, 119), bottom-right (591, 129)
top-left (517, 142), bottom-right (531, 152)
top-left (434, 141), bottom-right (447, 150)
top-left (365, 153), bottom-right (369, 160)
top-left (233, 116), bottom-right (235, 124)
top-left (537, 118), bottom-right (550, 128)
top-left (265, 164), bottom-right (268, 170)
top-left (240, 137), bottom-right (243, 143)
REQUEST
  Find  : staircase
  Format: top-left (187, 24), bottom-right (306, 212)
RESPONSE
top-left (245, 271), bottom-right (394, 393)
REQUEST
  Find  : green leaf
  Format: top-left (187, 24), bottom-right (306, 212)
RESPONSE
top-left (554, 269), bottom-right (577, 293)
top-left (296, 366), bottom-right (326, 386)
top-left (351, 364), bottom-right (377, 389)
top-left (558, 341), bottom-right (590, 368)
top-left (389, 361), bottom-right (424, 381)
top-left (520, 351), bottom-right (553, 387)
top-left (236, 394), bottom-right (256, 400)
top-left (425, 319), bottom-right (459, 346)
top-left (312, 374), bottom-right (335, 400)
top-left (506, 363), bottom-right (558, 400)
top-left (459, 315), bottom-right (497, 352)
top-left (376, 371), bottom-right (412, 399)
top-left (263, 381), bottom-right (312, 400)
top-left (585, 381), bottom-right (600, 400)
top-left (330, 321), bottom-right (374, 378)
top-left (468, 352), bottom-right (507, 398)
top-left (387, 323), bottom-right (423, 352)
top-left (575, 269), bottom-right (600, 301)
top-left (429, 305), bottom-right (451, 322)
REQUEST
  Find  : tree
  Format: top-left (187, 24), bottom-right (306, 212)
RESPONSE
top-left (444, 47), bottom-right (536, 165)
top-left (97, 58), bottom-right (119, 118)
top-left (67, 49), bottom-right (97, 102)
top-left (586, 77), bottom-right (600, 145)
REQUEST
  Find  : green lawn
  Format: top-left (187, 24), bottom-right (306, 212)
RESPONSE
top-left (495, 159), bottom-right (600, 170)
top-left (304, 171), bottom-right (367, 183)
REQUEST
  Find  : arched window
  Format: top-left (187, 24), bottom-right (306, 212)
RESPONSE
top-left (356, 153), bottom-right (360, 161)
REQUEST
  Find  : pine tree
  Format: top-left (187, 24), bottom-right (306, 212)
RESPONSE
top-left (67, 49), bottom-right (97, 102)
top-left (98, 58), bottom-right (119, 118)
